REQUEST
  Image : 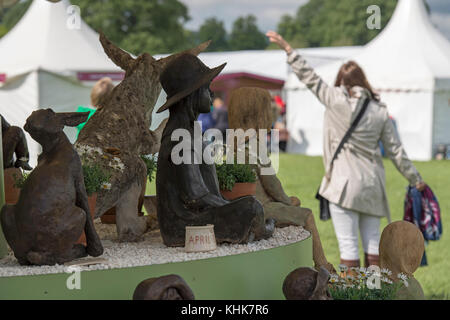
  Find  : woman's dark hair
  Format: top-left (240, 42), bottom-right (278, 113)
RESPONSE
top-left (335, 61), bottom-right (379, 101)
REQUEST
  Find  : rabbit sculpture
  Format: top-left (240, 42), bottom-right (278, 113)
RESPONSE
top-left (0, 109), bottom-right (103, 265)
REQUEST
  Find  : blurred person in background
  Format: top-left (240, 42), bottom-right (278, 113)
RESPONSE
top-left (76, 77), bottom-right (114, 139)
top-left (211, 97), bottom-right (228, 138)
top-left (272, 94), bottom-right (289, 152)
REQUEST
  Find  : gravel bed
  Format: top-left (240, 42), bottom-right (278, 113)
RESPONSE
top-left (0, 224), bottom-right (310, 278)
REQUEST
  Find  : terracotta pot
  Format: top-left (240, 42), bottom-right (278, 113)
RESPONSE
top-left (100, 207), bottom-right (116, 224)
top-left (220, 182), bottom-right (257, 200)
top-left (4, 168), bottom-right (22, 205)
top-left (76, 193), bottom-right (97, 246)
top-left (100, 183), bottom-right (147, 224)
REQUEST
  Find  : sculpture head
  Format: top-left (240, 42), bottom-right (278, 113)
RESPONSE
top-left (24, 109), bottom-right (89, 143)
top-left (228, 87), bottom-right (273, 151)
top-left (132, 274), bottom-right (195, 300)
top-left (157, 53), bottom-right (226, 114)
top-left (228, 87), bottom-right (273, 132)
top-left (380, 221), bottom-right (424, 278)
top-left (283, 266), bottom-right (332, 300)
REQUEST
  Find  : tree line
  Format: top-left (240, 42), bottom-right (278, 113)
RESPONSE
top-left (1, 0), bottom-right (427, 55)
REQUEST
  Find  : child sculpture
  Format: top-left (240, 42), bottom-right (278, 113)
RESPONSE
top-left (227, 87), bottom-right (334, 273)
top-left (155, 54), bottom-right (274, 246)
top-left (379, 221), bottom-right (425, 300)
top-left (1, 109), bottom-right (103, 265)
top-left (1, 114), bottom-right (32, 170)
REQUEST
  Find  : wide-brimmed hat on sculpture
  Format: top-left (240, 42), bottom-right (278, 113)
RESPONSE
top-left (157, 53), bottom-right (226, 113)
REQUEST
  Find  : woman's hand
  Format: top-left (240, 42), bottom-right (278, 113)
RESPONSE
top-left (266, 31), bottom-right (293, 54)
top-left (416, 181), bottom-right (426, 192)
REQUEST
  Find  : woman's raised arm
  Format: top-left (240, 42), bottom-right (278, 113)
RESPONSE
top-left (266, 31), bottom-right (343, 108)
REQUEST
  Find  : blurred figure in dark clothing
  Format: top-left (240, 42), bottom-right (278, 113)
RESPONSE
top-left (212, 97), bottom-right (228, 138)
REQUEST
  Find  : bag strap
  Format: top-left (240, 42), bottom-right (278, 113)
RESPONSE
top-left (330, 97), bottom-right (371, 166)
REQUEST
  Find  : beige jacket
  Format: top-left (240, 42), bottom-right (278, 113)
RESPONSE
top-left (288, 51), bottom-right (422, 220)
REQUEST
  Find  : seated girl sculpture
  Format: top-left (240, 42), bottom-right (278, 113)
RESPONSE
top-left (227, 87), bottom-right (334, 273)
top-left (155, 54), bottom-right (275, 246)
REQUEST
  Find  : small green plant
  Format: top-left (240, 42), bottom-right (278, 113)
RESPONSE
top-left (215, 163), bottom-right (256, 191)
top-left (329, 266), bottom-right (406, 300)
top-left (12, 172), bottom-right (31, 189)
top-left (141, 154), bottom-right (157, 183)
top-left (82, 164), bottom-right (111, 196)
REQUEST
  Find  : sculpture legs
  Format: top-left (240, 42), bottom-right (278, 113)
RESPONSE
top-left (160, 196), bottom-right (274, 247)
top-left (211, 196), bottom-right (274, 244)
top-left (264, 202), bottom-right (335, 274)
top-left (82, 203), bottom-right (103, 257)
top-left (27, 206), bottom-right (88, 265)
top-left (0, 204), bottom-right (29, 265)
top-left (26, 245), bottom-right (87, 265)
top-left (1, 204), bottom-right (91, 265)
top-left (115, 181), bottom-right (148, 242)
top-left (2, 126), bottom-right (31, 169)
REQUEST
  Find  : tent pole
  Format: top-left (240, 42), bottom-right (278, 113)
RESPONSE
top-left (0, 126), bottom-right (7, 258)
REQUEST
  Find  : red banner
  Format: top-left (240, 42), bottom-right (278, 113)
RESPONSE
top-left (77, 72), bottom-right (124, 82)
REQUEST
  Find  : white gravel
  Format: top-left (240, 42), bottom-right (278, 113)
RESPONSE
top-left (0, 226), bottom-right (310, 278)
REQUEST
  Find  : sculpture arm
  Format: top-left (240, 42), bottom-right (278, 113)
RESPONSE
top-left (13, 127), bottom-right (31, 166)
top-left (175, 148), bottom-right (227, 209)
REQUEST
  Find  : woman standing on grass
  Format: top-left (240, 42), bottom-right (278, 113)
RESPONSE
top-left (267, 31), bottom-right (426, 269)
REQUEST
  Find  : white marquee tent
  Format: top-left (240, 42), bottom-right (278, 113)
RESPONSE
top-left (0, 0), bottom-right (362, 167)
top-left (0, 0), bottom-right (124, 166)
top-left (285, 0), bottom-right (450, 161)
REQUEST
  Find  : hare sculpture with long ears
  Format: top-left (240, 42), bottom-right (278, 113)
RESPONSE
top-left (0, 109), bottom-right (103, 265)
top-left (75, 33), bottom-right (211, 242)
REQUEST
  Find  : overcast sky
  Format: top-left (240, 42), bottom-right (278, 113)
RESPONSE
top-left (180, 0), bottom-right (450, 41)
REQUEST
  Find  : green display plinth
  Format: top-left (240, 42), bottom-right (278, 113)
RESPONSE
top-left (0, 129), bottom-right (8, 259)
top-left (0, 237), bottom-right (312, 300)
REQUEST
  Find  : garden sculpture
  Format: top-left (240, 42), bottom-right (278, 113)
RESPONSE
top-left (75, 33), bottom-right (211, 242)
top-left (379, 221), bottom-right (425, 300)
top-left (133, 274), bottom-right (195, 300)
top-left (1, 114), bottom-right (32, 170)
top-left (156, 54), bottom-right (275, 246)
top-left (227, 87), bottom-right (335, 273)
top-left (0, 109), bottom-right (103, 265)
top-left (283, 266), bottom-right (332, 300)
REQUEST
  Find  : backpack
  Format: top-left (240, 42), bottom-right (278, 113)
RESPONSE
top-left (404, 185), bottom-right (442, 241)
top-left (404, 185), bottom-right (442, 266)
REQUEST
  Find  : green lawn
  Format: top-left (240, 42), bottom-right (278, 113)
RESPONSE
top-left (147, 153), bottom-right (449, 300)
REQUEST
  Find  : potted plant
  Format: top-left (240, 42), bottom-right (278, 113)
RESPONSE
top-left (216, 163), bottom-right (257, 200)
top-left (101, 154), bottom-right (158, 224)
top-left (328, 265), bottom-right (406, 300)
top-left (140, 154), bottom-right (158, 217)
top-left (9, 170), bottom-right (30, 204)
top-left (79, 163), bottom-right (111, 241)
